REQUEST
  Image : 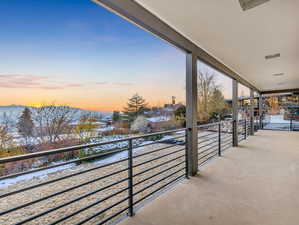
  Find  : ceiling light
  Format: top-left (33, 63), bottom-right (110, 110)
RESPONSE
top-left (272, 73), bottom-right (284, 77)
top-left (239, 0), bottom-right (270, 11)
top-left (265, 53), bottom-right (280, 60)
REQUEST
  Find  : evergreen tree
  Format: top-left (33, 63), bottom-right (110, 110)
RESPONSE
top-left (123, 94), bottom-right (148, 122)
top-left (17, 107), bottom-right (34, 143)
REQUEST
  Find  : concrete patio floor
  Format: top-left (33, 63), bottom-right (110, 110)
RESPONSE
top-left (120, 130), bottom-right (299, 225)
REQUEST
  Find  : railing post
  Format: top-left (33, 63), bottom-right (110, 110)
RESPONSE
top-left (250, 89), bottom-right (254, 135)
top-left (127, 139), bottom-right (134, 217)
top-left (185, 129), bottom-right (189, 179)
top-left (186, 52), bottom-right (198, 176)
top-left (244, 119), bottom-right (247, 139)
top-left (232, 79), bottom-right (238, 147)
top-left (259, 94), bottom-right (263, 130)
top-left (290, 115), bottom-right (293, 131)
top-left (218, 123), bottom-right (221, 156)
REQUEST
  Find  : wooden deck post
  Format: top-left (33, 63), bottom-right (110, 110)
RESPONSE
top-left (186, 53), bottom-right (198, 176)
top-left (259, 93), bottom-right (263, 129)
top-left (250, 89), bottom-right (254, 135)
top-left (232, 79), bottom-right (238, 146)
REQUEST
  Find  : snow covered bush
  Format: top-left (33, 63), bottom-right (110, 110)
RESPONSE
top-left (131, 115), bottom-right (150, 133)
top-left (80, 135), bottom-right (144, 158)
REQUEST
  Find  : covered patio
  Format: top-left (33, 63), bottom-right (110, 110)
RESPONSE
top-left (1, 1), bottom-right (298, 224)
top-left (120, 130), bottom-right (299, 225)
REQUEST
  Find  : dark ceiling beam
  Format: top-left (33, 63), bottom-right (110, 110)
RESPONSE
top-left (261, 88), bottom-right (299, 95)
top-left (92, 0), bottom-right (259, 92)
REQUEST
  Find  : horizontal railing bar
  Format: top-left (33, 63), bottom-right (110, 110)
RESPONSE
top-left (198, 150), bottom-right (218, 161)
top-left (198, 135), bottom-right (218, 143)
top-left (198, 144), bottom-right (218, 155)
top-left (198, 132), bottom-right (218, 139)
top-left (219, 129), bottom-right (233, 134)
top-left (49, 190), bottom-right (129, 225)
top-left (197, 122), bottom-right (220, 128)
top-left (73, 197), bottom-right (129, 225)
top-left (0, 161), bottom-right (128, 199)
top-left (221, 136), bottom-right (232, 141)
top-left (133, 142), bottom-right (184, 159)
top-left (221, 136), bottom-right (233, 142)
top-left (95, 206), bottom-right (130, 225)
top-left (133, 154), bottom-right (185, 177)
top-left (133, 167), bottom-right (185, 196)
top-left (221, 139), bottom-right (233, 145)
top-left (134, 135), bottom-right (185, 148)
top-left (222, 144), bottom-right (232, 151)
top-left (133, 148), bottom-right (185, 168)
top-left (198, 153), bottom-right (218, 166)
top-left (0, 128), bottom-right (186, 164)
top-left (133, 174), bottom-right (185, 206)
top-left (0, 149), bottom-right (128, 181)
top-left (0, 174), bottom-right (128, 216)
top-left (198, 139), bottom-right (217, 146)
top-left (222, 139), bottom-right (232, 144)
top-left (222, 143), bottom-right (233, 150)
top-left (14, 185), bottom-right (129, 225)
top-left (222, 143), bottom-right (232, 149)
top-left (134, 161), bottom-right (185, 186)
top-left (198, 141), bottom-right (218, 149)
top-left (0, 142), bottom-right (129, 164)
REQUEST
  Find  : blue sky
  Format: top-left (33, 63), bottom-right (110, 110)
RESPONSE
top-left (0, 0), bottom-right (186, 111)
top-left (0, 0), bottom-right (242, 111)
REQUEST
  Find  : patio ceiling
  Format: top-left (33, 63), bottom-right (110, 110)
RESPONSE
top-left (135, 0), bottom-right (299, 92)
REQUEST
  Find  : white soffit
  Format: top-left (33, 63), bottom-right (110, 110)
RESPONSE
top-left (136, 0), bottom-right (299, 91)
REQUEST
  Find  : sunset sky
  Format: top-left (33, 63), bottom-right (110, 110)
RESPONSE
top-left (1, 0), bottom-right (249, 112)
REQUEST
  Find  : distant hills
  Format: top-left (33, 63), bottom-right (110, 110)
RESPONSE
top-left (0, 105), bottom-right (112, 123)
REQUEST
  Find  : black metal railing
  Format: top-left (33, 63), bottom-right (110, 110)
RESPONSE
top-left (261, 114), bottom-right (299, 131)
top-left (0, 119), bottom-right (248, 225)
top-left (0, 129), bottom-right (187, 225)
top-left (197, 121), bottom-right (233, 167)
top-left (238, 120), bottom-right (246, 142)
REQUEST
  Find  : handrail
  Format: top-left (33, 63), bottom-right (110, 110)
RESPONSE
top-left (0, 120), bottom-right (251, 225)
top-left (197, 121), bottom-right (221, 128)
top-left (0, 127), bottom-right (186, 164)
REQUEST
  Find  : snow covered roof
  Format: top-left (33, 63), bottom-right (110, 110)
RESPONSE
top-left (145, 116), bottom-right (171, 123)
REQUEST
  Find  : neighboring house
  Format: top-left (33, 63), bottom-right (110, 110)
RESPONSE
top-left (145, 116), bottom-right (174, 131)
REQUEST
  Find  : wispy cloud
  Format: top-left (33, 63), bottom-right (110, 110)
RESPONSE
top-left (0, 74), bottom-right (50, 89)
top-left (95, 82), bottom-right (109, 85)
top-left (0, 74), bottom-right (83, 90)
top-left (66, 84), bottom-right (84, 88)
top-left (112, 82), bottom-right (134, 86)
top-left (94, 81), bottom-right (134, 86)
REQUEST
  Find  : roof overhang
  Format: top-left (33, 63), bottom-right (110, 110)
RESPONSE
top-left (93, 0), bottom-right (299, 93)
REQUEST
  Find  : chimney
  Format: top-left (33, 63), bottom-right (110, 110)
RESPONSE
top-left (172, 96), bottom-right (176, 105)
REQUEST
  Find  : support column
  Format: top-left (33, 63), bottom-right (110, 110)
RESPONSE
top-left (186, 53), bottom-right (198, 176)
top-left (250, 89), bottom-right (254, 135)
top-left (259, 93), bottom-right (263, 129)
top-left (232, 79), bottom-right (238, 147)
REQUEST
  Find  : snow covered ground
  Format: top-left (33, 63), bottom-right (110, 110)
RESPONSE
top-left (0, 163), bottom-right (77, 189)
top-left (0, 134), bottom-right (177, 189)
top-left (263, 114), bottom-right (299, 130)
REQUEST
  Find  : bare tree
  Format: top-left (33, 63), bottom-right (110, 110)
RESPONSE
top-left (33, 103), bottom-right (77, 143)
top-left (0, 125), bottom-right (13, 149)
top-left (74, 112), bottom-right (99, 142)
top-left (0, 113), bottom-right (13, 149)
top-left (197, 69), bottom-right (228, 122)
